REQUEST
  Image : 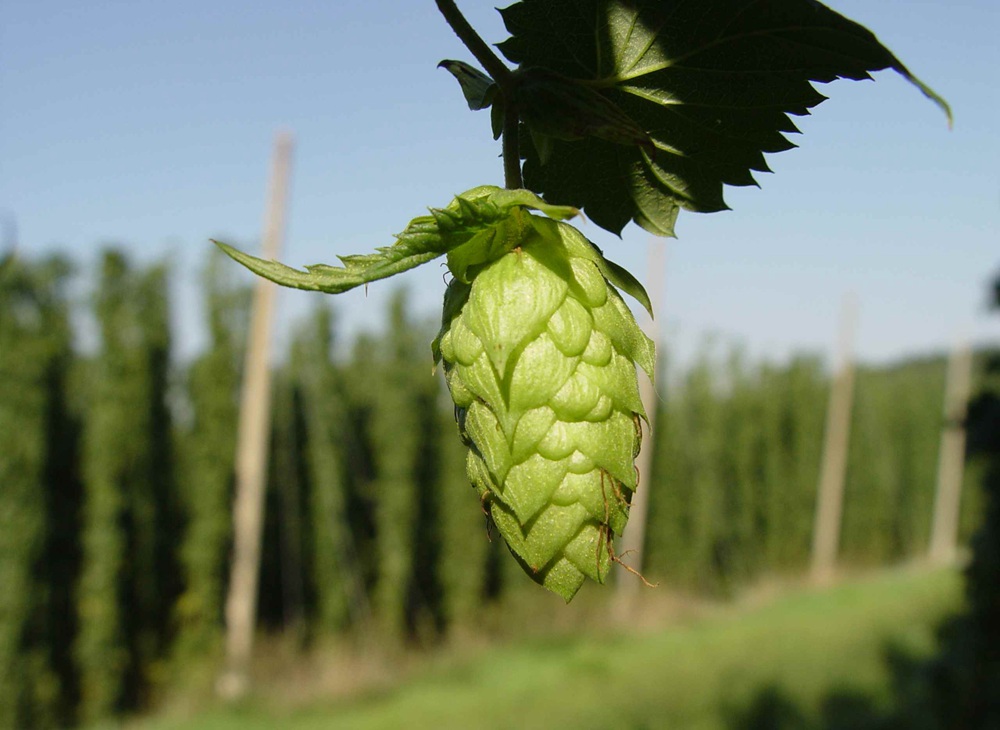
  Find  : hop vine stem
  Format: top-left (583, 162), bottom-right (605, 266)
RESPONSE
top-left (435, 0), bottom-right (522, 189)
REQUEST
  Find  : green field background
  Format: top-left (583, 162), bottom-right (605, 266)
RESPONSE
top-left (1, 250), bottom-right (995, 728)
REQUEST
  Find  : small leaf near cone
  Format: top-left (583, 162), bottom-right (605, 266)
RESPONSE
top-left (214, 186), bottom-right (579, 295)
top-left (439, 59), bottom-right (497, 111)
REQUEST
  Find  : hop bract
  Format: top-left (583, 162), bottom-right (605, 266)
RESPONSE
top-left (434, 212), bottom-right (654, 601)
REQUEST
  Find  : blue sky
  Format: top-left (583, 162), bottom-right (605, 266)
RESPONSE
top-left (2, 0), bottom-right (997, 367)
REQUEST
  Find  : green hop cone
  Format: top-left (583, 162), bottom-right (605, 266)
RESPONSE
top-left (215, 186), bottom-right (654, 602)
top-left (434, 213), bottom-right (654, 601)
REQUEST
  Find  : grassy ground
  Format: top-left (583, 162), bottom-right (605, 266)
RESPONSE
top-left (126, 567), bottom-right (961, 730)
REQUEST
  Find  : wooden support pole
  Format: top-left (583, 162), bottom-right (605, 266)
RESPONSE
top-left (615, 240), bottom-right (665, 611)
top-left (218, 131), bottom-right (294, 700)
top-left (929, 342), bottom-right (973, 566)
top-left (810, 294), bottom-right (858, 585)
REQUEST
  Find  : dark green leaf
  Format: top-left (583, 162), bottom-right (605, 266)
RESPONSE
top-left (498, 0), bottom-right (951, 237)
top-left (513, 66), bottom-right (654, 152)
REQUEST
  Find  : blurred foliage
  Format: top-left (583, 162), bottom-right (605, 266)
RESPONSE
top-left (173, 250), bottom-right (247, 662)
top-left (681, 271), bottom-right (1000, 730)
top-left (650, 348), bottom-right (857, 594)
top-left (915, 269), bottom-right (1000, 728)
top-left (842, 357), bottom-right (947, 565)
top-left (0, 256), bottom-right (79, 729)
top-left (131, 569), bottom-right (962, 730)
top-left (0, 251), bottom-right (992, 725)
top-left (291, 305), bottom-right (366, 634)
top-left (368, 291), bottom-right (433, 640)
top-left (75, 253), bottom-right (180, 722)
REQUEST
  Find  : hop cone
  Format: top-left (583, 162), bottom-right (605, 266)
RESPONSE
top-left (217, 186), bottom-right (654, 602)
top-left (434, 213), bottom-right (654, 601)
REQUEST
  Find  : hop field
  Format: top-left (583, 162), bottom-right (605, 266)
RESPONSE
top-left (125, 568), bottom-right (961, 730)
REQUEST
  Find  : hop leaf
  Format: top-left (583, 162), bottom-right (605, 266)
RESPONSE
top-left (497, 0), bottom-right (951, 237)
top-left (513, 66), bottom-right (654, 163)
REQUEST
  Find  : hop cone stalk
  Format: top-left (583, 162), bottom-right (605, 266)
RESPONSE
top-left (435, 212), bottom-right (654, 601)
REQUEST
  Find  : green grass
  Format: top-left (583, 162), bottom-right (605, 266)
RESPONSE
top-left (131, 568), bottom-right (961, 730)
